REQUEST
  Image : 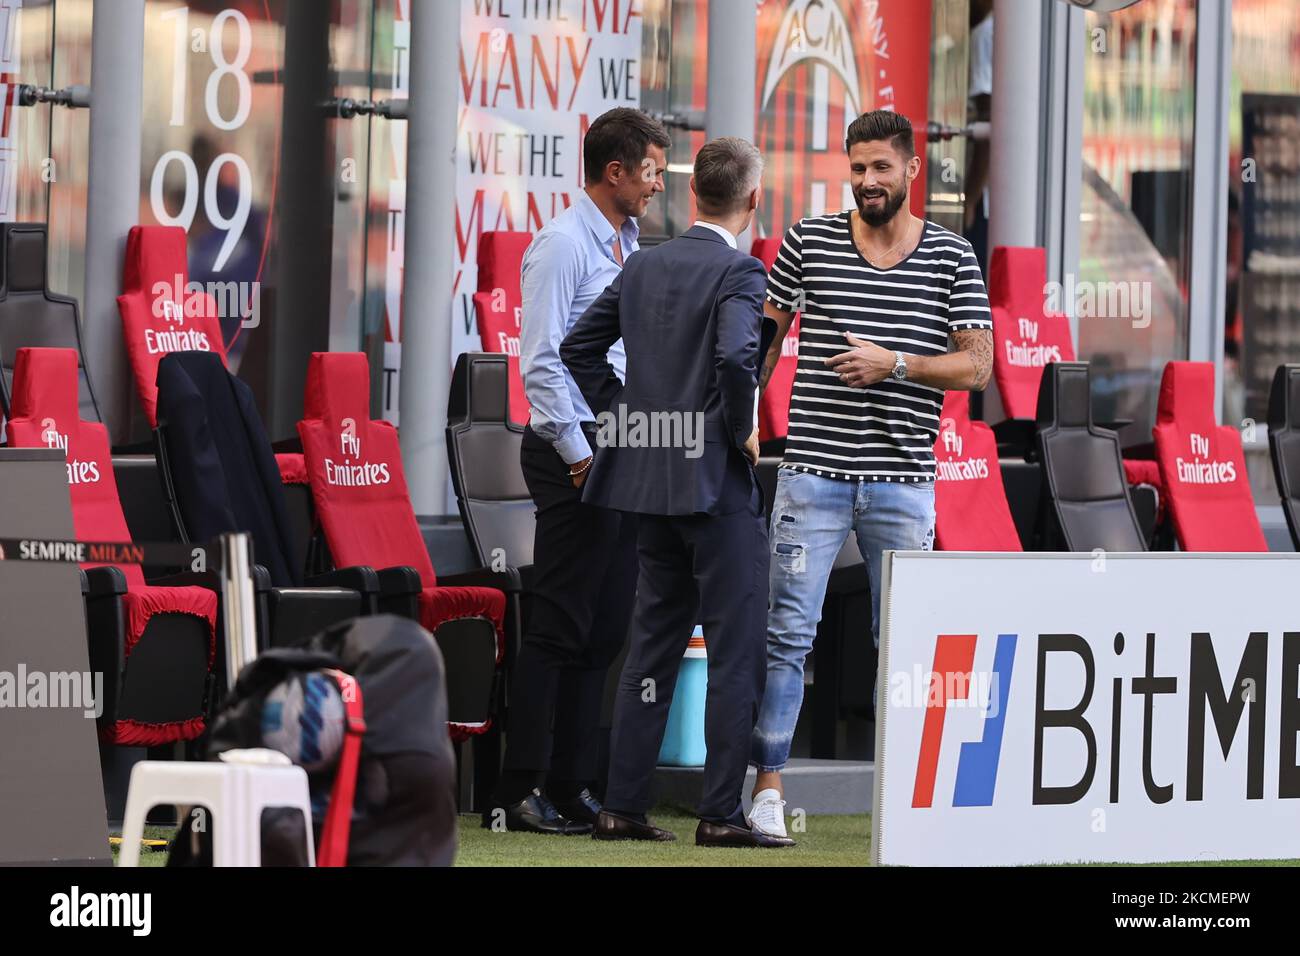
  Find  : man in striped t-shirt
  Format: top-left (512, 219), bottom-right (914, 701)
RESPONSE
top-left (746, 111), bottom-right (993, 840)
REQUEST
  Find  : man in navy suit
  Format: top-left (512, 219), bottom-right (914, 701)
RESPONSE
top-left (561, 137), bottom-right (791, 848)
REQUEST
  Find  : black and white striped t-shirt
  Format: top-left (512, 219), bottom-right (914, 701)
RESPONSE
top-left (766, 212), bottom-right (992, 481)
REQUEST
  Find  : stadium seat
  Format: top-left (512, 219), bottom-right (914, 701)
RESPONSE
top-left (472, 231), bottom-right (532, 426)
top-left (116, 225), bottom-right (229, 428)
top-left (988, 246), bottom-right (1075, 442)
top-left (1267, 364), bottom-right (1300, 550)
top-left (152, 350), bottom-right (369, 653)
top-left (1120, 458), bottom-right (1165, 548)
top-left (300, 351), bottom-right (506, 739)
top-left (750, 235), bottom-right (801, 445)
top-left (6, 347), bottom-right (215, 746)
top-left (0, 223), bottom-right (100, 423)
top-left (934, 389), bottom-right (1022, 551)
top-left (114, 453), bottom-right (182, 550)
top-left (1034, 362), bottom-right (1145, 552)
top-left (446, 352), bottom-right (535, 588)
top-left (272, 447), bottom-right (320, 573)
top-left (1153, 361), bottom-right (1267, 552)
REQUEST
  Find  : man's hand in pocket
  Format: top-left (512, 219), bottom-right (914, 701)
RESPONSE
top-left (570, 455), bottom-right (594, 488)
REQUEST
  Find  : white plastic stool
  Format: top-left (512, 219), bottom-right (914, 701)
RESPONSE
top-left (118, 752), bottom-right (316, 867)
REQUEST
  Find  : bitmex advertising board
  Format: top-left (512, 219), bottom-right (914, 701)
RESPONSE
top-left (873, 552), bottom-right (1300, 866)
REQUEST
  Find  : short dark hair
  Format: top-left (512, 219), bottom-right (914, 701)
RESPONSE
top-left (584, 108), bottom-right (671, 185)
top-left (845, 110), bottom-right (915, 158)
top-left (693, 137), bottom-right (763, 216)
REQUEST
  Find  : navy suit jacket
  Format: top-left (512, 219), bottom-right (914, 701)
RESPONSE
top-left (560, 225), bottom-right (769, 516)
top-left (156, 351), bottom-right (303, 587)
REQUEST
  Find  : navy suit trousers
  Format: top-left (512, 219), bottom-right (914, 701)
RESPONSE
top-left (604, 489), bottom-right (769, 824)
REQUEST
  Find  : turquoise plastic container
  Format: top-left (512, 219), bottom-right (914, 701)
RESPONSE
top-left (657, 627), bottom-right (708, 767)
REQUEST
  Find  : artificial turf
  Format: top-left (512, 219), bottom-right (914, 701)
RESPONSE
top-left (455, 807), bottom-right (871, 866)
top-left (110, 817), bottom-right (1298, 867)
top-left (109, 812), bottom-right (872, 867)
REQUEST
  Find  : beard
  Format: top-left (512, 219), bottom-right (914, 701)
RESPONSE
top-left (857, 183), bottom-right (908, 227)
top-left (615, 189), bottom-right (650, 220)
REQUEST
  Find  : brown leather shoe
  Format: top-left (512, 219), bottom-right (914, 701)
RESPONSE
top-left (695, 819), bottom-right (796, 848)
top-left (592, 810), bottom-right (677, 842)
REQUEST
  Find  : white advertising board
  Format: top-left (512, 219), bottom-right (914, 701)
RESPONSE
top-left (874, 551), bottom-right (1300, 866)
top-left (456, 0), bottom-right (643, 356)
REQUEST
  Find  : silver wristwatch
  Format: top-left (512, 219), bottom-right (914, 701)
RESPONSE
top-left (891, 350), bottom-right (908, 381)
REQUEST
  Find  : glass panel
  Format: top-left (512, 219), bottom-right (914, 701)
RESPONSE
top-left (47, 0), bottom-right (91, 299)
top-left (1078, 0), bottom-right (1195, 443)
top-left (326, 0), bottom-right (373, 355)
top-left (134, 1), bottom-right (382, 438)
top-left (637, 0), bottom-right (706, 244)
top-left (138, 0), bottom-right (287, 426)
top-left (925, 0), bottom-right (969, 239)
top-left (7, 0), bottom-right (53, 227)
top-left (362, 0), bottom-right (405, 421)
top-left (1227, 0), bottom-right (1300, 498)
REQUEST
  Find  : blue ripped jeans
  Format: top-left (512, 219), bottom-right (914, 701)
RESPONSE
top-left (751, 468), bottom-right (935, 772)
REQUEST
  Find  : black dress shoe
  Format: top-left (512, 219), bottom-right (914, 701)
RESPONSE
top-left (695, 819), bottom-right (796, 848)
top-left (481, 789), bottom-right (592, 835)
top-left (552, 787), bottom-right (602, 825)
top-left (592, 810), bottom-right (676, 842)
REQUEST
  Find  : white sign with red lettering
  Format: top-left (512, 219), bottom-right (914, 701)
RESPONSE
top-left (455, 0), bottom-right (643, 356)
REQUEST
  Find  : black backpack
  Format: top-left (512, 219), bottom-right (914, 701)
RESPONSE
top-left (167, 614), bottom-right (458, 866)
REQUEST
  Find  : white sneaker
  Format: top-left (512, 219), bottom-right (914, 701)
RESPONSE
top-left (747, 788), bottom-right (788, 838)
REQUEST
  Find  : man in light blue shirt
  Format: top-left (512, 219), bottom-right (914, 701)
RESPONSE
top-left (520, 192), bottom-right (633, 466)
top-left (488, 108), bottom-right (670, 836)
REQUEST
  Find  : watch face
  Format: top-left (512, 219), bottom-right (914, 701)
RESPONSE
top-left (893, 361), bottom-right (906, 380)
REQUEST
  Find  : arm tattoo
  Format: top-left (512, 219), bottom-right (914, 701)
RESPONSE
top-left (951, 329), bottom-right (993, 390)
top-left (759, 343), bottom-right (781, 394)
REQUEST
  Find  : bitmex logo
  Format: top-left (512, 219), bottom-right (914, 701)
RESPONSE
top-left (910, 631), bottom-right (1300, 809)
top-left (912, 633), bottom-right (1016, 808)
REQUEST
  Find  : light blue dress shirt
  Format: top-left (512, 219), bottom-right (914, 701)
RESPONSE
top-left (520, 191), bottom-right (633, 464)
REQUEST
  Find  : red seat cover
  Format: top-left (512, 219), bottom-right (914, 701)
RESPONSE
top-left (1123, 459), bottom-right (1162, 488)
top-left (988, 246), bottom-right (1075, 420)
top-left (117, 225), bottom-right (229, 426)
top-left (297, 352), bottom-right (505, 736)
top-left (933, 390), bottom-right (1022, 551)
top-left (6, 347), bottom-right (216, 744)
top-left (275, 452), bottom-right (309, 486)
top-left (472, 291), bottom-right (529, 425)
top-left (477, 231), bottom-right (532, 296)
top-left (1153, 361), bottom-right (1267, 552)
top-left (751, 236), bottom-right (801, 442)
top-left (475, 231), bottom-right (532, 426)
top-left (1122, 459), bottom-right (1166, 524)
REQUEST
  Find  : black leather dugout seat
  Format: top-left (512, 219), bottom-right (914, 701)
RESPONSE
top-left (1034, 361), bottom-right (1145, 552)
